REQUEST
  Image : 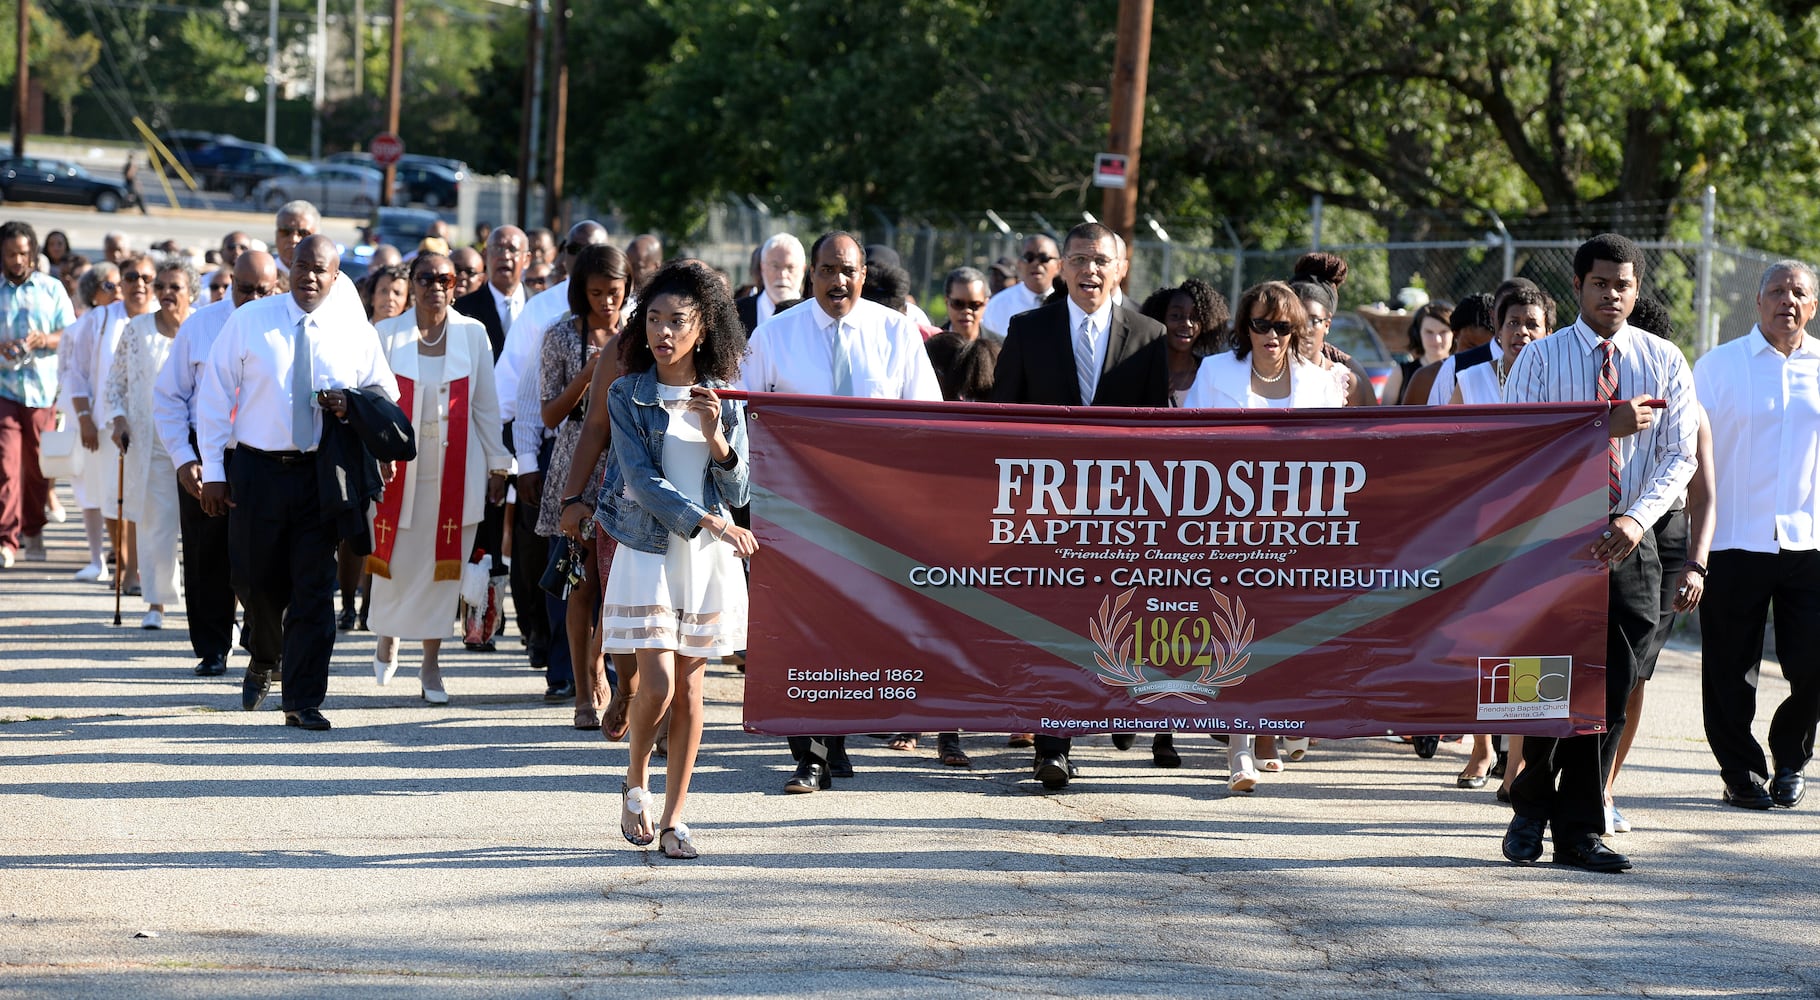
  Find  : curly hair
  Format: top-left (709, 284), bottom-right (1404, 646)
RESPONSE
top-left (1140, 278), bottom-right (1232, 353)
top-left (1231, 281), bottom-right (1310, 360)
top-left (622, 260), bottom-right (747, 383)
top-left (360, 263), bottom-right (411, 318)
top-left (1403, 301), bottom-right (1455, 356)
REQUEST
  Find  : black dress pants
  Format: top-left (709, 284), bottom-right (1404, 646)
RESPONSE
top-left (227, 449), bottom-right (339, 712)
top-left (1034, 734), bottom-right (1071, 762)
top-left (508, 423), bottom-right (552, 668)
top-left (176, 467), bottom-right (239, 662)
top-left (1701, 548), bottom-right (1820, 784)
top-left (1510, 522), bottom-right (1659, 839)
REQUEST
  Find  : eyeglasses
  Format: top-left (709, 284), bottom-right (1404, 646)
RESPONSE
top-left (1247, 316), bottom-right (1294, 337)
top-left (524, 276), bottom-right (549, 288)
top-left (413, 272), bottom-right (456, 290)
top-left (1309, 315), bottom-right (1332, 328)
top-left (152, 282), bottom-right (185, 294)
top-left (100, 281), bottom-right (118, 292)
top-left (1066, 254), bottom-right (1114, 270)
top-left (948, 298), bottom-right (987, 312)
top-left (276, 227), bottom-right (314, 239)
top-left (455, 267), bottom-right (480, 279)
top-left (235, 283), bottom-right (275, 297)
top-left (1021, 252), bottom-right (1056, 264)
top-left (120, 272), bottom-right (154, 285)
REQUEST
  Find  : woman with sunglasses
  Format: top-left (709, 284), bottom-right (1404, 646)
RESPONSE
top-left (366, 252), bottom-right (511, 702)
top-left (105, 257), bottom-right (197, 629)
top-left (1183, 280), bottom-right (1343, 792)
top-left (56, 263), bottom-right (120, 581)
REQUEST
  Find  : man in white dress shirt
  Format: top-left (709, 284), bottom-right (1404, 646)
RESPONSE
top-left (979, 234), bottom-right (1060, 341)
top-left (1696, 259), bottom-right (1820, 812)
top-left (154, 251), bottom-right (280, 677)
top-left (740, 230), bottom-right (942, 793)
top-left (494, 219), bottom-right (610, 682)
top-left (198, 237), bottom-right (397, 731)
top-left (1499, 234), bottom-right (1697, 872)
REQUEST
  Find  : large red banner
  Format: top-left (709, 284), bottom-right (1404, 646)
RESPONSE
top-left (740, 396), bottom-right (1613, 741)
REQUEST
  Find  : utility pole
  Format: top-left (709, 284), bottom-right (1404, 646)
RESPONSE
top-left (543, 0), bottom-right (568, 232)
top-left (264, 0), bottom-right (278, 147)
top-left (310, 0), bottom-right (326, 160)
top-left (352, 0), bottom-right (365, 98)
top-left (12, 0), bottom-right (27, 159)
top-left (382, 0), bottom-right (403, 205)
top-left (1099, 0), bottom-right (1152, 249)
top-left (514, 0), bottom-right (543, 227)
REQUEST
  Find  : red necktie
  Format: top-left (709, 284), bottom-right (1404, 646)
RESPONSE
top-left (1595, 339), bottom-right (1620, 510)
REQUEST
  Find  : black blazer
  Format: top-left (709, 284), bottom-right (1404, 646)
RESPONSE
top-left (454, 285), bottom-right (511, 361)
top-left (317, 386), bottom-right (414, 553)
top-left (990, 295), bottom-right (1169, 407)
top-left (736, 292), bottom-right (762, 336)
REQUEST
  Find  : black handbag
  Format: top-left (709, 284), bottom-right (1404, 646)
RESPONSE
top-left (539, 537), bottom-right (585, 597)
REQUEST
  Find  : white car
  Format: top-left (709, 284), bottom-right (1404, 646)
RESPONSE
top-left (252, 163), bottom-right (383, 218)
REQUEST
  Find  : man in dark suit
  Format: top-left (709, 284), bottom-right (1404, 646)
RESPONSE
top-left (453, 225), bottom-right (528, 362)
top-left (451, 224), bottom-right (527, 646)
top-left (990, 221), bottom-right (1168, 791)
top-left (735, 233), bottom-right (806, 336)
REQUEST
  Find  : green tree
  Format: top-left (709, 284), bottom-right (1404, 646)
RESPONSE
top-left (34, 20), bottom-right (100, 137)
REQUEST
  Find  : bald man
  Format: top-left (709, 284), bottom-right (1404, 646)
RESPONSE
top-left (197, 236), bottom-right (397, 729)
top-left (155, 250), bottom-right (282, 677)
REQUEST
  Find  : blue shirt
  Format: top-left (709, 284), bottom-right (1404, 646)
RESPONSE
top-left (0, 271), bottom-right (76, 408)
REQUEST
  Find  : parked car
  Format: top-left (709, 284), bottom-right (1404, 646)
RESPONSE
top-left (0, 156), bottom-right (131, 212)
top-left (325, 152), bottom-right (462, 208)
top-left (188, 139), bottom-right (295, 200)
top-left (153, 130), bottom-right (224, 173)
top-left (1328, 312), bottom-right (1396, 402)
top-left (368, 206), bottom-right (444, 247)
top-left (252, 163), bottom-right (383, 218)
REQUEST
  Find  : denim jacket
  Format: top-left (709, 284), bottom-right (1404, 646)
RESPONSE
top-left (594, 369), bottom-right (751, 554)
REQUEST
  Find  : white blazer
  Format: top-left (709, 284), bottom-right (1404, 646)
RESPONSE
top-left (375, 312), bottom-right (511, 528)
top-left (1181, 350), bottom-right (1347, 409)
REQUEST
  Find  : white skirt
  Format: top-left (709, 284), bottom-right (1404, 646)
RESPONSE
top-left (599, 528), bottom-right (747, 657)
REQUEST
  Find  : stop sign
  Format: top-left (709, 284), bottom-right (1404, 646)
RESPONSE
top-left (369, 132), bottom-right (405, 167)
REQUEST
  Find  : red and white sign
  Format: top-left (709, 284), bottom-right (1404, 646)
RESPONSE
top-left (1093, 152), bottom-right (1129, 189)
top-left (369, 132), bottom-right (405, 167)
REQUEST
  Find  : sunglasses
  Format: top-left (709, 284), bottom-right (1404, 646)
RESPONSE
top-left (1022, 252), bottom-right (1055, 264)
top-left (948, 298), bottom-right (987, 311)
top-left (413, 272), bottom-right (456, 290)
top-left (1247, 317), bottom-right (1294, 337)
top-left (120, 272), bottom-right (154, 284)
top-left (455, 267), bottom-right (480, 279)
top-left (100, 281), bottom-right (118, 292)
top-left (235, 283), bottom-right (275, 297)
top-left (153, 282), bottom-right (185, 294)
top-left (276, 227), bottom-right (314, 238)
top-left (524, 276), bottom-right (548, 288)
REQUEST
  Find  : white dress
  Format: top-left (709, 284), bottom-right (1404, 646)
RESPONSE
top-left (599, 382), bottom-right (748, 656)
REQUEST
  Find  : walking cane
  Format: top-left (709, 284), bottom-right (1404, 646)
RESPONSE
top-left (112, 448), bottom-right (124, 626)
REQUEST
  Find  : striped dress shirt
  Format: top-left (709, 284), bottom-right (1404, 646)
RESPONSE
top-left (1503, 317), bottom-right (1697, 530)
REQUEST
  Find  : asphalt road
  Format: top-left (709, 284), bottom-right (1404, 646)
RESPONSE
top-left (1, 493), bottom-right (1817, 997)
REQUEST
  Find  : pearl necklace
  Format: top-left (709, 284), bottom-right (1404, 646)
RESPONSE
top-left (1250, 359), bottom-right (1287, 384)
top-left (417, 319), bottom-right (448, 349)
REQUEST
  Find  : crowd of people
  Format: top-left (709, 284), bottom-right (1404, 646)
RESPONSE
top-left (0, 205), bottom-right (1812, 871)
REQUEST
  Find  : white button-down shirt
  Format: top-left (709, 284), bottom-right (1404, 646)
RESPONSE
top-left (153, 297), bottom-right (235, 469)
top-left (1065, 295), bottom-right (1114, 403)
top-left (979, 282), bottom-right (1048, 341)
top-left (1695, 325), bottom-right (1820, 552)
top-left (495, 278), bottom-right (570, 470)
top-left (1503, 318), bottom-right (1697, 529)
top-left (491, 282), bottom-right (524, 334)
top-left (738, 297), bottom-right (941, 400)
top-left (197, 292), bottom-right (397, 482)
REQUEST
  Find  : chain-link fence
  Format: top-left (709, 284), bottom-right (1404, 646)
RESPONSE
top-left (682, 192), bottom-right (1784, 357)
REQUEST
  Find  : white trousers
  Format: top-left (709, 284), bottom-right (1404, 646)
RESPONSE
top-left (137, 464), bottom-right (182, 607)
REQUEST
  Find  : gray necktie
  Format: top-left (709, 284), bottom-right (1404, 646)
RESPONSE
top-left (291, 315), bottom-right (314, 451)
top-left (1075, 315), bottom-right (1097, 405)
top-left (831, 321), bottom-right (854, 396)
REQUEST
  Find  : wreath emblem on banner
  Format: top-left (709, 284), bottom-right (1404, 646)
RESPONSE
top-left (1087, 587), bottom-right (1257, 703)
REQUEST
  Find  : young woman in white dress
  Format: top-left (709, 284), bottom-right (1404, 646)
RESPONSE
top-left (597, 261), bottom-right (756, 859)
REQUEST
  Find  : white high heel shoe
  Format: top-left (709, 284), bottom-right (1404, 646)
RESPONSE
top-left (373, 655), bottom-right (399, 686)
top-left (1228, 741), bottom-right (1260, 793)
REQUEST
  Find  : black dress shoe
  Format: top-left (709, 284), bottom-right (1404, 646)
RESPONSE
top-left (543, 682), bottom-right (575, 702)
top-left (1111, 733), bottom-right (1136, 751)
top-left (241, 671), bottom-right (272, 711)
top-left (1771, 768), bottom-right (1806, 808)
top-left (1722, 778), bottom-right (1775, 810)
top-left (784, 759), bottom-right (830, 793)
top-left (828, 749), bottom-right (855, 779)
top-left (194, 656), bottom-right (227, 677)
top-left (464, 640), bottom-right (496, 652)
top-left (1035, 755), bottom-right (1073, 791)
top-left (1553, 836), bottom-right (1632, 873)
top-left (1413, 735), bottom-right (1440, 758)
top-left (284, 708), bottom-right (332, 731)
top-left (1502, 814), bottom-right (1546, 863)
top-left (337, 607), bottom-right (357, 631)
top-left (1152, 733), bottom-right (1181, 768)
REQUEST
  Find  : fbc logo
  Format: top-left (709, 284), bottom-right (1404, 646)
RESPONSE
top-left (1477, 656), bottom-right (1572, 720)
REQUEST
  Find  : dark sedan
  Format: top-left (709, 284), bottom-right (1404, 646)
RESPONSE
top-left (0, 156), bottom-right (131, 212)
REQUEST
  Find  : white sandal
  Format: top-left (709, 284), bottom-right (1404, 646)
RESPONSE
top-left (621, 784), bottom-right (654, 846)
top-left (659, 823), bottom-right (698, 860)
